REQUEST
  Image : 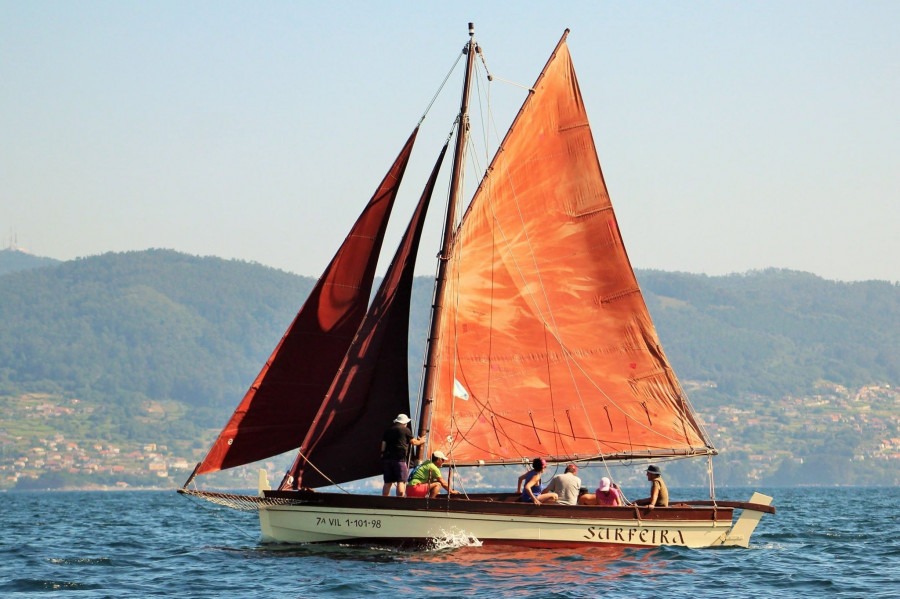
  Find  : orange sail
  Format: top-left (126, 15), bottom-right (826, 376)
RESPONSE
top-left (189, 128), bottom-right (418, 478)
top-left (427, 39), bottom-right (713, 466)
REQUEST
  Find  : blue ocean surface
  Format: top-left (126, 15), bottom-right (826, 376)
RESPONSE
top-left (0, 486), bottom-right (897, 598)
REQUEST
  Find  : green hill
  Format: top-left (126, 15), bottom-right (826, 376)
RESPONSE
top-left (0, 250), bottom-right (315, 436)
top-left (1, 250), bottom-right (897, 489)
top-left (642, 269), bottom-right (900, 397)
top-left (0, 247), bottom-right (60, 276)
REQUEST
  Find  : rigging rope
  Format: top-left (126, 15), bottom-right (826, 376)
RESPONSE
top-left (477, 46), bottom-right (535, 92)
top-left (418, 49), bottom-right (465, 125)
top-left (292, 449), bottom-right (352, 494)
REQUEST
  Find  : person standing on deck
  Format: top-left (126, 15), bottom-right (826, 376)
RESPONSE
top-left (635, 464), bottom-right (669, 508)
top-left (380, 414), bottom-right (425, 497)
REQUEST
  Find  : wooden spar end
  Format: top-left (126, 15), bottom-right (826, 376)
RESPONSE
top-left (182, 462), bottom-right (201, 489)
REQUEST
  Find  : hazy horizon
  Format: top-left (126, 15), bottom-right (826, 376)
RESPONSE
top-left (3, 2), bottom-right (898, 283)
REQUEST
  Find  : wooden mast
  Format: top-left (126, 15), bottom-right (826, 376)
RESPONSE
top-left (416, 23), bottom-right (477, 460)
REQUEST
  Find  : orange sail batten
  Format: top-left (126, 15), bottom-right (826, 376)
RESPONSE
top-left (428, 42), bottom-right (712, 466)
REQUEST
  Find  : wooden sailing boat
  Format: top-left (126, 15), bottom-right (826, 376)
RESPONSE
top-left (180, 25), bottom-right (774, 549)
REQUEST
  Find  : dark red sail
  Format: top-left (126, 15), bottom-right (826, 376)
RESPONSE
top-left (286, 143), bottom-right (448, 489)
top-left (189, 129), bottom-right (419, 478)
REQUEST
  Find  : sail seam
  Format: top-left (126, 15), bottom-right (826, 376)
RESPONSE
top-left (568, 204), bottom-right (612, 218)
top-left (558, 121), bottom-right (589, 132)
top-left (629, 367), bottom-right (668, 382)
top-left (599, 286), bottom-right (641, 304)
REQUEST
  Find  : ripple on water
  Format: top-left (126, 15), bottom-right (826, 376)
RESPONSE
top-left (0, 488), bottom-right (898, 598)
top-left (1, 578), bottom-right (104, 593)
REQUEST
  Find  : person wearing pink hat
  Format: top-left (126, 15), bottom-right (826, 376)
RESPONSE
top-left (595, 477), bottom-right (624, 506)
top-left (577, 476), bottom-right (624, 506)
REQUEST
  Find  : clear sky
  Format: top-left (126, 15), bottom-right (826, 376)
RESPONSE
top-left (2, 1), bottom-right (898, 282)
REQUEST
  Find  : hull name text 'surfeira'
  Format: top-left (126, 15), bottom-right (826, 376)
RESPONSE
top-left (584, 526), bottom-right (687, 545)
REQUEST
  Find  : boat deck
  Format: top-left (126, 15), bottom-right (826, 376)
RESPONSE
top-left (262, 489), bottom-right (773, 520)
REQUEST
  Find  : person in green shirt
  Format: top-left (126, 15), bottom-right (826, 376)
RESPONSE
top-left (406, 451), bottom-right (460, 498)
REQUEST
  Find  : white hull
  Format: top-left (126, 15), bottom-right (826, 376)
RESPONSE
top-left (255, 491), bottom-right (773, 549)
top-left (261, 503), bottom-right (723, 548)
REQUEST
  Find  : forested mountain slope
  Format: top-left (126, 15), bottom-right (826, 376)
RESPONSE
top-left (0, 250), bottom-right (315, 436)
top-left (0, 247), bottom-right (60, 276)
top-left (641, 269), bottom-right (900, 398)
top-left (1, 251), bottom-right (898, 488)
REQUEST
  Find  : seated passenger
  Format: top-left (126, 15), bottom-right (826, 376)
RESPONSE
top-left (578, 476), bottom-right (625, 506)
top-left (544, 464), bottom-right (582, 505)
top-left (634, 464), bottom-right (669, 508)
top-left (516, 458), bottom-right (558, 505)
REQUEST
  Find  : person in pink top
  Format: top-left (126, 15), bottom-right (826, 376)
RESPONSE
top-left (578, 476), bottom-right (624, 506)
top-left (595, 477), bottom-right (624, 506)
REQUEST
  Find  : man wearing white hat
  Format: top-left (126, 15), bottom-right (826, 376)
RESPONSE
top-left (380, 414), bottom-right (426, 497)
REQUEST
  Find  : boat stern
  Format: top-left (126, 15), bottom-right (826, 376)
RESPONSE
top-left (718, 492), bottom-right (774, 547)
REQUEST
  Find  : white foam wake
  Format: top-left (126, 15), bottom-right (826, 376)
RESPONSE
top-left (427, 529), bottom-right (483, 550)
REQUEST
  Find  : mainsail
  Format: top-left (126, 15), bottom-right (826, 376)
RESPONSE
top-left (188, 129), bottom-right (418, 479)
top-left (427, 36), bottom-right (714, 466)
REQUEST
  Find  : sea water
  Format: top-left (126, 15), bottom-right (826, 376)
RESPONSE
top-left (0, 487), bottom-right (897, 598)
